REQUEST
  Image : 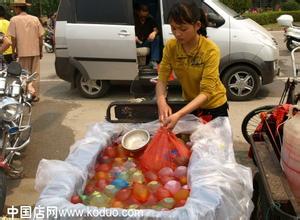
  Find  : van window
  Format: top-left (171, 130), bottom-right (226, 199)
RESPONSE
top-left (162, 0), bottom-right (224, 28)
top-left (75, 0), bottom-right (133, 25)
top-left (56, 0), bottom-right (75, 22)
top-left (202, 3), bottom-right (225, 28)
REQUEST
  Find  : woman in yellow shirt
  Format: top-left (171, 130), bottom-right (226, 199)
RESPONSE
top-left (0, 6), bottom-right (13, 63)
top-left (157, 1), bottom-right (228, 130)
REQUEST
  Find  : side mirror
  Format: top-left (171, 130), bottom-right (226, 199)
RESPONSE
top-left (7, 61), bottom-right (22, 76)
top-left (207, 13), bottom-right (225, 28)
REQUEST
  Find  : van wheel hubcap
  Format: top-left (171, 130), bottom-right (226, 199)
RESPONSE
top-left (80, 78), bottom-right (103, 95)
top-left (228, 72), bottom-right (254, 97)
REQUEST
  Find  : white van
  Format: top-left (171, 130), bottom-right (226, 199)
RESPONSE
top-left (55, 0), bottom-right (279, 101)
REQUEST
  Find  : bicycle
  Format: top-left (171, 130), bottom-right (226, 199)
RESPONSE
top-left (241, 47), bottom-right (300, 144)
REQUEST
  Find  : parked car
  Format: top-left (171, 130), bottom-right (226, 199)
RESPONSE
top-left (55, 0), bottom-right (279, 101)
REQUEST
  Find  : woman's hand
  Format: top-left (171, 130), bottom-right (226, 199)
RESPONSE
top-left (163, 112), bottom-right (181, 130)
top-left (158, 100), bottom-right (172, 125)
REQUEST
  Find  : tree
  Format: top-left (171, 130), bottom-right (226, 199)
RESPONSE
top-left (220, 0), bottom-right (252, 13)
top-left (29, 0), bottom-right (60, 17)
top-left (0, 0), bottom-right (59, 17)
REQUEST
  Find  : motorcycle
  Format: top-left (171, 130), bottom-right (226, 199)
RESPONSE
top-left (277, 14), bottom-right (300, 51)
top-left (0, 61), bottom-right (35, 214)
top-left (43, 25), bottom-right (54, 53)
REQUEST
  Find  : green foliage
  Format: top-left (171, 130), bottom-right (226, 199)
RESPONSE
top-left (244, 10), bottom-right (300, 25)
top-left (0, 0), bottom-right (59, 17)
top-left (29, 0), bottom-right (60, 16)
top-left (219, 0), bottom-right (252, 13)
top-left (281, 0), bottom-right (300, 11)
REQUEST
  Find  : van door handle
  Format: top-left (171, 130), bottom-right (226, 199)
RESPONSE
top-left (169, 32), bottom-right (173, 35)
top-left (118, 30), bottom-right (131, 37)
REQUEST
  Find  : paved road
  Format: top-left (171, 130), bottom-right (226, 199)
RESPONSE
top-left (4, 31), bottom-right (299, 213)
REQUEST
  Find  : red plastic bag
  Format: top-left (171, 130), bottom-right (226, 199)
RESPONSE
top-left (139, 127), bottom-right (191, 172)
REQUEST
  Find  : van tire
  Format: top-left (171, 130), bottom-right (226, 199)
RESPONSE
top-left (222, 65), bottom-right (260, 101)
top-left (76, 74), bottom-right (110, 98)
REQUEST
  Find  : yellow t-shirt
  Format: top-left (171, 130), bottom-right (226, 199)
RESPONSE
top-left (0, 19), bottom-right (12, 55)
top-left (158, 36), bottom-right (227, 110)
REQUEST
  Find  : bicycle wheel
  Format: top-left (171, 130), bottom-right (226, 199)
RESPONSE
top-left (241, 105), bottom-right (276, 144)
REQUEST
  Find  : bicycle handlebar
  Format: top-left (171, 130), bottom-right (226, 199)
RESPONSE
top-left (291, 46), bottom-right (300, 79)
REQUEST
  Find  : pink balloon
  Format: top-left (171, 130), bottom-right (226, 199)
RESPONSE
top-left (158, 167), bottom-right (174, 178)
top-left (174, 166), bottom-right (187, 179)
top-left (182, 185), bottom-right (190, 190)
top-left (164, 180), bottom-right (181, 195)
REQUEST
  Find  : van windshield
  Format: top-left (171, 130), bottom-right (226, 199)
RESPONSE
top-left (211, 0), bottom-right (239, 17)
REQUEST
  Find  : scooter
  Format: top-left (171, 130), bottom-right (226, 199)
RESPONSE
top-left (284, 25), bottom-right (300, 52)
top-left (0, 61), bottom-right (35, 214)
top-left (43, 26), bottom-right (54, 53)
top-left (277, 14), bottom-right (300, 51)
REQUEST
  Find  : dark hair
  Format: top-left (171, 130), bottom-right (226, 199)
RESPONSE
top-left (167, 0), bottom-right (208, 37)
top-left (15, 5), bottom-right (27, 12)
top-left (0, 6), bottom-right (5, 18)
top-left (137, 4), bottom-right (149, 12)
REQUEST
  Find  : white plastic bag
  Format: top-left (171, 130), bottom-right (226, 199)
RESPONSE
top-left (34, 116), bottom-right (253, 220)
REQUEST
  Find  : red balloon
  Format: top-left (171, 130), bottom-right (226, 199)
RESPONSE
top-left (84, 184), bottom-right (95, 195)
top-left (175, 199), bottom-right (187, 207)
top-left (105, 146), bottom-right (118, 158)
top-left (144, 171), bottom-right (158, 182)
top-left (70, 195), bottom-right (82, 204)
top-left (144, 193), bottom-right (158, 206)
top-left (95, 163), bottom-right (111, 172)
top-left (126, 195), bottom-right (141, 206)
top-left (115, 188), bottom-right (132, 201)
top-left (156, 187), bottom-right (172, 201)
top-left (98, 155), bottom-right (112, 164)
top-left (132, 183), bottom-right (150, 203)
top-left (95, 179), bottom-right (107, 191)
top-left (159, 175), bottom-right (175, 185)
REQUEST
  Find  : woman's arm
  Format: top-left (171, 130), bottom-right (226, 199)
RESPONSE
top-left (156, 40), bottom-right (173, 123)
top-left (163, 46), bottom-right (221, 130)
top-left (156, 80), bottom-right (172, 122)
top-left (0, 36), bottom-right (11, 54)
top-left (163, 93), bottom-right (208, 129)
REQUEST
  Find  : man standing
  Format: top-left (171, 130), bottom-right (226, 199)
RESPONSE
top-left (0, 6), bottom-right (13, 64)
top-left (8, 0), bottom-right (44, 102)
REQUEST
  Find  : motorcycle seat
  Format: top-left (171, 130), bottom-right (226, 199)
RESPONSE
top-left (293, 23), bottom-right (300, 27)
top-left (7, 61), bottom-right (22, 76)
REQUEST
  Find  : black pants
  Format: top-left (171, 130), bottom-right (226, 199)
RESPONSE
top-left (196, 102), bottom-right (229, 120)
top-left (4, 54), bottom-right (13, 64)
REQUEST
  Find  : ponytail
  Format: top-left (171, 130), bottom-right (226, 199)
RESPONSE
top-left (198, 7), bottom-right (208, 37)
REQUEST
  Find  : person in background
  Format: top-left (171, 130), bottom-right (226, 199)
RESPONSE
top-left (0, 6), bottom-right (13, 64)
top-left (134, 3), bottom-right (160, 69)
top-left (8, 0), bottom-right (45, 102)
top-left (156, 0), bottom-right (228, 130)
top-left (0, 31), bottom-right (12, 69)
top-left (48, 12), bottom-right (56, 30)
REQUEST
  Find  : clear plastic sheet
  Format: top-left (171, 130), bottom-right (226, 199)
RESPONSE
top-left (34, 116), bottom-right (253, 220)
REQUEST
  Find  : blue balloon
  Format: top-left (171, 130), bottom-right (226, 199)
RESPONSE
top-left (111, 178), bottom-right (129, 189)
